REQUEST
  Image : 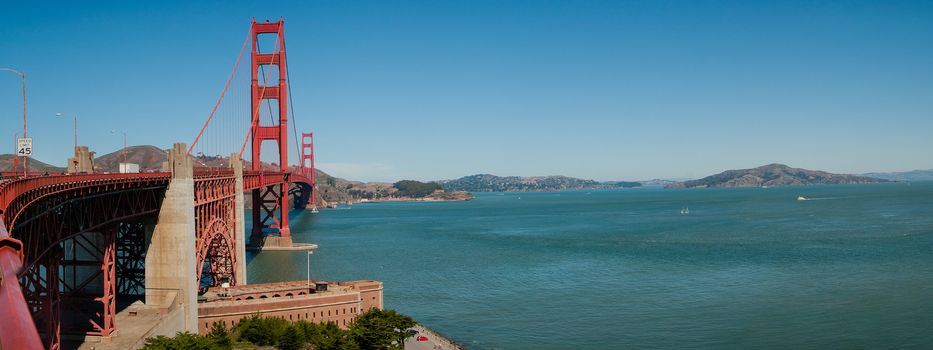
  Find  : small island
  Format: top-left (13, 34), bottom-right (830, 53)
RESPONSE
top-left (438, 174), bottom-right (641, 192)
top-left (665, 163), bottom-right (888, 188)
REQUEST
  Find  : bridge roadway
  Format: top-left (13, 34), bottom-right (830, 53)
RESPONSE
top-left (0, 145), bottom-right (313, 349)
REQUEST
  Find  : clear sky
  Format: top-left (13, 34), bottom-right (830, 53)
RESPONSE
top-left (2, 1), bottom-right (932, 182)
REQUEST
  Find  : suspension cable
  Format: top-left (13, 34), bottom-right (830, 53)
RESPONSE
top-left (188, 25), bottom-right (251, 156)
top-left (283, 35), bottom-right (303, 164)
top-left (239, 26), bottom-right (283, 158)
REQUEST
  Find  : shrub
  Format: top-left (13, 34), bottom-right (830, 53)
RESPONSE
top-left (351, 309), bottom-right (416, 350)
top-left (143, 311), bottom-right (414, 350)
top-left (234, 314), bottom-right (290, 346)
top-left (142, 332), bottom-right (214, 350)
top-left (278, 324), bottom-right (303, 350)
top-left (297, 320), bottom-right (360, 350)
top-left (207, 322), bottom-right (232, 350)
top-left (393, 180), bottom-right (442, 198)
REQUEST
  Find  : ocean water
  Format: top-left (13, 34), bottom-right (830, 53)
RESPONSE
top-left (247, 182), bottom-right (933, 349)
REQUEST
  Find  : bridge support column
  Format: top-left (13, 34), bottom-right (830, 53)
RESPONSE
top-left (67, 146), bottom-right (95, 174)
top-left (146, 143), bottom-right (197, 333)
top-left (230, 153), bottom-right (247, 285)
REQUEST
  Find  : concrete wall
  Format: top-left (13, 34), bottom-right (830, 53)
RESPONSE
top-left (196, 280), bottom-right (384, 334)
top-left (67, 146), bottom-right (95, 174)
top-left (198, 292), bottom-right (362, 333)
top-left (145, 143), bottom-right (197, 333)
top-left (342, 280), bottom-right (384, 311)
top-left (231, 153), bottom-right (247, 285)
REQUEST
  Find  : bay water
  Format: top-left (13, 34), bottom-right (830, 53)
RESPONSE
top-left (247, 182), bottom-right (933, 349)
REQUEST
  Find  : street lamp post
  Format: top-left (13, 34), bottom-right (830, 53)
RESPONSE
top-left (56, 113), bottom-right (77, 149)
top-left (110, 129), bottom-right (127, 166)
top-left (308, 250), bottom-right (314, 293)
top-left (2, 68), bottom-right (27, 175)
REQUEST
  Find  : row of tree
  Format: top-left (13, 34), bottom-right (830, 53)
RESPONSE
top-left (393, 180), bottom-right (443, 198)
top-left (142, 309), bottom-right (416, 350)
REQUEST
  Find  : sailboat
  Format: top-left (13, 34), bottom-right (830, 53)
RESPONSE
top-left (310, 206), bottom-right (319, 213)
top-left (680, 206), bottom-right (690, 215)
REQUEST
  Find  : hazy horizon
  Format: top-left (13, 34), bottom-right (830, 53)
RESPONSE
top-left (3, 1), bottom-right (933, 182)
top-left (2, 146), bottom-right (928, 183)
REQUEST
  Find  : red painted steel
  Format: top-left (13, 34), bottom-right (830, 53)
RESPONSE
top-left (0, 173), bottom-right (172, 230)
top-left (0, 173), bottom-right (169, 349)
top-left (193, 176), bottom-right (238, 290)
top-left (0, 219), bottom-right (43, 349)
top-left (188, 26), bottom-right (252, 156)
top-left (0, 168), bottom-right (313, 349)
top-left (249, 19), bottom-right (291, 238)
top-left (300, 132), bottom-right (315, 208)
top-left (0, 19), bottom-right (320, 347)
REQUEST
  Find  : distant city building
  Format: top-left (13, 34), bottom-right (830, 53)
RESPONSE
top-left (119, 163), bottom-right (140, 173)
top-left (197, 280), bottom-right (384, 333)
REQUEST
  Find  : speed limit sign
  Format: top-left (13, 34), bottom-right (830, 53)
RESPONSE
top-left (17, 137), bottom-right (32, 157)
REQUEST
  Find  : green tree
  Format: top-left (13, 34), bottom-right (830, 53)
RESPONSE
top-left (207, 322), bottom-right (232, 350)
top-left (298, 321), bottom-right (360, 350)
top-left (278, 324), bottom-right (303, 350)
top-left (393, 180), bottom-right (442, 198)
top-left (235, 314), bottom-right (289, 346)
top-left (142, 332), bottom-right (214, 350)
top-left (350, 309), bottom-right (416, 350)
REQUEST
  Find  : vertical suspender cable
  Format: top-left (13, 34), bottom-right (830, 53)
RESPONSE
top-left (188, 25), bottom-right (251, 156)
top-left (239, 26), bottom-right (282, 158)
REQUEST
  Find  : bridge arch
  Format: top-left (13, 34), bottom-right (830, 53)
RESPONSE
top-left (196, 218), bottom-right (237, 291)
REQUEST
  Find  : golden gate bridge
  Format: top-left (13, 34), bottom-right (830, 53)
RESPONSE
top-left (0, 19), bottom-right (323, 349)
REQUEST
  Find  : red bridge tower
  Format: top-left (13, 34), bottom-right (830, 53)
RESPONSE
top-left (301, 132), bottom-right (316, 209)
top-left (250, 19), bottom-right (291, 241)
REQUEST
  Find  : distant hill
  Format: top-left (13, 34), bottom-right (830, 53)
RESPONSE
top-left (316, 175), bottom-right (470, 204)
top-left (666, 164), bottom-right (888, 188)
top-left (95, 145), bottom-right (168, 172)
top-left (637, 179), bottom-right (682, 187)
top-left (0, 154), bottom-right (65, 172)
top-left (438, 174), bottom-right (641, 192)
top-left (862, 169), bottom-right (933, 182)
top-left (2, 146), bottom-right (469, 205)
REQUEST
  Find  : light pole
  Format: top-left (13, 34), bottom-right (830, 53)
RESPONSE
top-left (2, 68), bottom-right (27, 175)
top-left (56, 113), bottom-right (77, 149)
top-left (308, 250), bottom-right (314, 293)
top-left (110, 129), bottom-right (127, 166)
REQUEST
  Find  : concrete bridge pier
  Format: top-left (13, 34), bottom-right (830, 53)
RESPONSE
top-left (144, 143), bottom-right (198, 333)
top-left (231, 153), bottom-right (247, 285)
top-left (67, 146), bottom-right (95, 174)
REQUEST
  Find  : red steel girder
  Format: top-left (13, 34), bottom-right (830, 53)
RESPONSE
top-left (250, 18), bottom-right (290, 238)
top-left (0, 219), bottom-right (43, 349)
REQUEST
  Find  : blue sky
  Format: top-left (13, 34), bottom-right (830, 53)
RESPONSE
top-left (2, 1), bottom-right (932, 182)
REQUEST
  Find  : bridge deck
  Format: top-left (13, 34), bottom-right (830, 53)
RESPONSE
top-left (0, 169), bottom-right (312, 350)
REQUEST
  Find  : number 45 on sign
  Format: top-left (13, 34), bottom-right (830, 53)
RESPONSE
top-left (17, 137), bottom-right (32, 157)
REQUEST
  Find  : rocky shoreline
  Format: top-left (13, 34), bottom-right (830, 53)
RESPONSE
top-left (407, 324), bottom-right (467, 350)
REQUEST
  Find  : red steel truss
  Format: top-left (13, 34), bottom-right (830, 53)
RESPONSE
top-left (0, 166), bottom-right (315, 348)
top-left (0, 18), bottom-right (321, 348)
top-left (115, 223), bottom-right (146, 297)
top-left (4, 174), bottom-right (169, 349)
top-left (300, 132), bottom-right (316, 208)
top-left (249, 19), bottom-right (292, 240)
top-left (193, 176), bottom-right (239, 291)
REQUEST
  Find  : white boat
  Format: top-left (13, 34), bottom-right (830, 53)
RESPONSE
top-left (680, 207), bottom-right (689, 215)
top-left (797, 196), bottom-right (807, 201)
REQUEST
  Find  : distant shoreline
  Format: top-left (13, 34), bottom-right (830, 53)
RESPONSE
top-left (357, 197), bottom-right (471, 204)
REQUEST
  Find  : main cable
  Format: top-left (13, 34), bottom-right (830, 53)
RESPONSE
top-left (283, 35), bottom-right (303, 165)
top-left (188, 25), bottom-right (250, 156)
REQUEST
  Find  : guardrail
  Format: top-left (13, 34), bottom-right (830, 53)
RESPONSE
top-left (0, 218), bottom-right (42, 349)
